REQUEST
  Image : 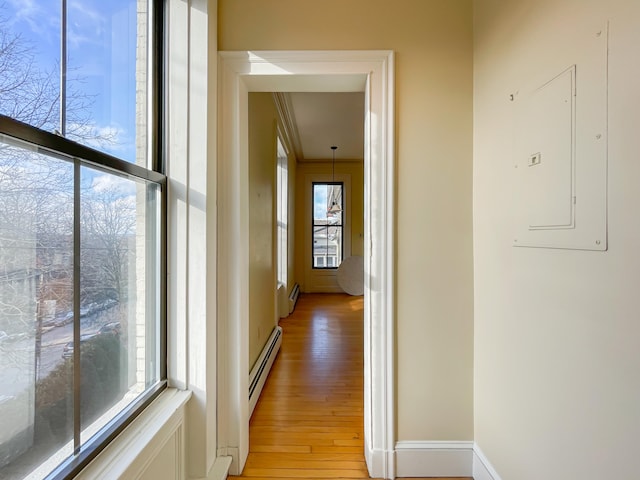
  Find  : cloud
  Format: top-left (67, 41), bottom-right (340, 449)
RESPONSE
top-left (67, 0), bottom-right (106, 49)
top-left (91, 174), bottom-right (136, 196)
top-left (6, 0), bottom-right (59, 42)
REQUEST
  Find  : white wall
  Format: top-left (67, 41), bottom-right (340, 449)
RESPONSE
top-left (474, 0), bottom-right (640, 478)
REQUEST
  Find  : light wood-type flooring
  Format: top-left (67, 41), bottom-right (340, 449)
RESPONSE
top-left (228, 293), bottom-right (471, 480)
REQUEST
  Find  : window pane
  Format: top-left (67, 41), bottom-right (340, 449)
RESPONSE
top-left (0, 139), bottom-right (162, 479)
top-left (276, 141), bottom-right (288, 286)
top-left (0, 1), bottom-right (149, 165)
top-left (329, 225), bottom-right (343, 266)
top-left (67, 1), bottom-right (147, 164)
top-left (326, 184), bottom-right (342, 225)
top-left (313, 184), bottom-right (328, 222)
top-left (0, 138), bottom-right (74, 479)
top-left (79, 167), bottom-right (160, 443)
top-left (0, 5), bottom-right (62, 132)
top-left (312, 183), bottom-right (343, 269)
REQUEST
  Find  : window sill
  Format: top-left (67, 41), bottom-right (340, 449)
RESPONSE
top-left (73, 388), bottom-right (192, 479)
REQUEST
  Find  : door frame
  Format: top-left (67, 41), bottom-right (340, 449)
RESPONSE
top-left (217, 50), bottom-right (396, 479)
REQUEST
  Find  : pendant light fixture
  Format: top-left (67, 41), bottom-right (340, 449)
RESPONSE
top-left (327, 145), bottom-right (342, 214)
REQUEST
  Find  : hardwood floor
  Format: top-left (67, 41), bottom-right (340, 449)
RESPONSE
top-left (228, 293), bottom-right (471, 480)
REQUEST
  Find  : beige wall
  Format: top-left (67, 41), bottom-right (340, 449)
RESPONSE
top-left (474, 0), bottom-right (640, 477)
top-left (248, 93), bottom-right (279, 369)
top-left (220, 0), bottom-right (474, 441)
top-left (294, 161), bottom-right (364, 292)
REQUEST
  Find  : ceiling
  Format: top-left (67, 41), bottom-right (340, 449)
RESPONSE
top-left (285, 92), bottom-right (365, 162)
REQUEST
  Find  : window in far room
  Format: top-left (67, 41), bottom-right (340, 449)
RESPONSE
top-left (312, 182), bottom-right (344, 269)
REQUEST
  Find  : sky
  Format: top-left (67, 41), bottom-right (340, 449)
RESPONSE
top-left (314, 184), bottom-right (329, 220)
top-left (2, 0), bottom-right (139, 164)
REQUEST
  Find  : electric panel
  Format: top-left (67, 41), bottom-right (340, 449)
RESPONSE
top-left (512, 24), bottom-right (608, 251)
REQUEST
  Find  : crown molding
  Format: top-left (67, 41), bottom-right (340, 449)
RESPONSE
top-left (272, 92), bottom-right (303, 160)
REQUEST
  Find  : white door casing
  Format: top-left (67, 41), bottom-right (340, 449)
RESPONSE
top-left (217, 50), bottom-right (396, 479)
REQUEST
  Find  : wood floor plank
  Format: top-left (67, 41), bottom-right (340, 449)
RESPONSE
top-left (240, 467), bottom-right (370, 478)
top-left (231, 293), bottom-right (472, 480)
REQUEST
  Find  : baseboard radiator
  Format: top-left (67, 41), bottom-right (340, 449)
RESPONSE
top-left (249, 326), bottom-right (282, 416)
top-left (288, 283), bottom-right (300, 313)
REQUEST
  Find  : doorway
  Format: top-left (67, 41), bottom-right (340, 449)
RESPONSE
top-left (217, 50), bottom-right (395, 479)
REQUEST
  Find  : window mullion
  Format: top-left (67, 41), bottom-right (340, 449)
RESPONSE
top-left (60, 0), bottom-right (67, 136)
top-left (72, 159), bottom-right (81, 453)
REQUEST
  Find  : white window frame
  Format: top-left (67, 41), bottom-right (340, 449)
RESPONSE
top-left (276, 138), bottom-right (288, 287)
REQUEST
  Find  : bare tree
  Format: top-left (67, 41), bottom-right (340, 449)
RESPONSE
top-left (0, 9), bottom-right (116, 145)
top-left (0, 6), bottom-right (130, 329)
top-left (81, 187), bottom-right (136, 305)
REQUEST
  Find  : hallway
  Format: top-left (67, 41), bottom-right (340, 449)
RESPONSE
top-left (228, 293), bottom-right (470, 480)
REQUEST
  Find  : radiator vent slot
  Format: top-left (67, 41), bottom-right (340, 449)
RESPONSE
top-left (288, 283), bottom-right (300, 313)
top-left (249, 326), bottom-right (282, 416)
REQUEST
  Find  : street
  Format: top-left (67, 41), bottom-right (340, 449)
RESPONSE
top-left (0, 305), bottom-right (122, 402)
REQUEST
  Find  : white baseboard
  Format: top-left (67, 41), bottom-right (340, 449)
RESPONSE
top-left (395, 441), bottom-right (474, 478)
top-left (365, 446), bottom-right (396, 480)
top-left (473, 444), bottom-right (502, 480)
top-left (203, 455), bottom-right (232, 480)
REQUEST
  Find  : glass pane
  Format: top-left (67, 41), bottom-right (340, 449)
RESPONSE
top-left (312, 183), bottom-right (343, 268)
top-left (79, 166), bottom-right (160, 443)
top-left (0, 138), bottom-right (74, 479)
top-left (328, 225), bottom-right (343, 267)
top-left (326, 184), bottom-right (343, 225)
top-left (67, 1), bottom-right (147, 164)
top-left (313, 184), bottom-right (328, 222)
top-left (0, 4), bottom-right (62, 132)
top-left (276, 143), bottom-right (288, 286)
top-left (313, 184), bottom-right (342, 225)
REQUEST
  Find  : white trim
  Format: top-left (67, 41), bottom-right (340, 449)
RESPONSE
top-left (395, 441), bottom-right (474, 478)
top-left (217, 50), bottom-right (395, 478)
top-left (166, 0), bottom-right (217, 476)
top-left (473, 444), bottom-right (503, 480)
top-left (366, 447), bottom-right (396, 480)
top-left (75, 389), bottom-right (192, 479)
top-left (192, 455), bottom-right (232, 480)
top-left (272, 92), bottom-right (303, 160)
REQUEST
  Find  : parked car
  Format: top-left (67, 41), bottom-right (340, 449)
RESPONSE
top-left (54, 311), bottom-right (74, 327)
top-left (98, 322), bottom-right (121, 338)
top-left (6, 332), bottom-right (28, 343)
top-left (62, 334), bottom-right (96, 359)
top-left (42, 318), bottom-right (58, 328)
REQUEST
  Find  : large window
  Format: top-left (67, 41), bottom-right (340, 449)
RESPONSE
top-left (0, 1), bottom-right (165, 479)
top-left (276, 139), bottom-right (288, 286)
top-left (312, 182), bottom-right (343, 269)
